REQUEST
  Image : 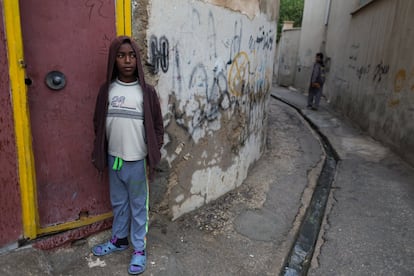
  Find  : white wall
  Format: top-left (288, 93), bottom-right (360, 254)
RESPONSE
top-left (281, 0), bottom-right (414, 167)
top-left (140, 0), bottom-right (277, 219)
top-left (294, 0), bottom-right (329, 92)
top-left (277, 28), bottom-right (301, 87)
top-left (325, 0), bottom-right (414, 164)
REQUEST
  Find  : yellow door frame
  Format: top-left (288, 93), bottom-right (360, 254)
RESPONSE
top-left (2, 0), bottom-right (131, 240)
top-left (117, 0), bottom-right (132, 36)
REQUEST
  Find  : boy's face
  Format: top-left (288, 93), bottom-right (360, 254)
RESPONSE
top-left (116, 42), bottom-right (137, 83)
top-left (316, 55), bottom-right (322, 63)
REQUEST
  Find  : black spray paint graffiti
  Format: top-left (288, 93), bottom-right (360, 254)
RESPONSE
top-left (167, 33), bottom-right (233, 127)
top-left (226, 20), bottom-right (242, 65)
top-left (192, 8), bottom-right (201, 26)
top-left (356, 64), bottom-right (371, 80)
top-left (187, 64), bottom-right (209, 129)
top-left (348, 43), bottom-right (360, 71)
top-left (249, 26), bottom-right (274, 51)
top-left (349, 43), bottom-right (359, 61)
top-left (210, 71), bottom-right (228, 105)
top-left (167, 41), bottom-right (235, 139)
top-left (186, 63), bottom-right (232, 127)
top-left (156, 11), bottom-right (272, 143)
top-left (172, 44), bottom-right (183, 96)
top-left (373, 61), bottom-right (390, 83)
top-left (208, 11), bottom-right (217, 60)
top-left (149, 35), bottom-right (169, 74)
top-left (352, 62), bottom-right (391, 83)
top-left (189, 63), bottom-right (209, 98)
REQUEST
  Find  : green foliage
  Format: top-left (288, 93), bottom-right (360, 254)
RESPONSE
top-left (277, 0), bottom-right (304, 41)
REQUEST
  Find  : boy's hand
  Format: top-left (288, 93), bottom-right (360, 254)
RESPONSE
top-left (311, 82), bottom-right (321, 88)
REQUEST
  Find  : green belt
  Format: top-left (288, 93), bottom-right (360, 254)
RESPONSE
top-left (112, 156), bottom-right (123, 171)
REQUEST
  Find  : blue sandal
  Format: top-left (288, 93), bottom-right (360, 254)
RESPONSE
top-left (128, 251), bottom-right (146, 275)
top-left (92, 239), bottom-right (128, 256)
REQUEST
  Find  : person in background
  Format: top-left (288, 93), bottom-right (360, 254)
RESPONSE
top-left (307, 52), bottom-right (326, 110)
top-left (91, 36), bottom-right (164, 275)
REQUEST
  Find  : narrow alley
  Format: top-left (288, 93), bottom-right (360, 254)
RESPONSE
top-left (0, 85), bottom-right (413, 275)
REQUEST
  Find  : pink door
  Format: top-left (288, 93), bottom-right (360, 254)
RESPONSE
top-left (0, 5), bottom-right (23, 246)
top-left (19, 0), bottom-right (116, 228)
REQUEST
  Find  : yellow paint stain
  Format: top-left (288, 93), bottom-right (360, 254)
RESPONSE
top-left (394, 69), bottom-right (406, 93)
top-left (228, 52), bottom-right (250, 96)
top-left (410, 69), bottom-right (414, 92)
top-left (388, 99), bottom-right (400, 107)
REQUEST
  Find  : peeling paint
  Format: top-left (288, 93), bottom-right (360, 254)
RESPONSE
top-left (138, 0), bottom-right (276, 219)
top-left (202, 0), bottom-right (260, 19)
top-left (171, 133), bottom-right (263, 219)
top-left (86, 255), bottom-right (107, 268)
top-left (33, 219), bottom-right (112, 250)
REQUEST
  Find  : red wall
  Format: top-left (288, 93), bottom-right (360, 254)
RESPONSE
top-left (0, 6), bottom-right (23, 247)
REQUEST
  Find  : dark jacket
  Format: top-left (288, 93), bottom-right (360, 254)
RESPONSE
top-left (92, 36), bottom-right (164, 180)
top-left (309, 62), bottom-right (325, 90)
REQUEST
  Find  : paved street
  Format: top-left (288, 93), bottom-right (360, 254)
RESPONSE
top-left (0, 85), bottom-right (413, 275)
top-left (273, 86), bottom-right (414, 276)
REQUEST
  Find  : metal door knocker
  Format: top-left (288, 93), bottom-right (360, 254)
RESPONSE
top-left (45, 71), bottom-right (66, 90)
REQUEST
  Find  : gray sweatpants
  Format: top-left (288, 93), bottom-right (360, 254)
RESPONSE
top-left (108, 155), bottom-right (148, 251)
top-left (308, 87), bottom-right (323, 108)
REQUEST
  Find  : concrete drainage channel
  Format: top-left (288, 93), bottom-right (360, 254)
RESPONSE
top-left (271, 95), bottom-right (339, 276)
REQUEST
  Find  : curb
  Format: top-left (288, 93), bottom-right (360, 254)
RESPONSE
top-left (271, 94), bottom-right (340, 276)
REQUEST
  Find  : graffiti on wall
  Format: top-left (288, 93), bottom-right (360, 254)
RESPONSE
top-left (228, 52), bottom-right (249, 97)
top-left (150, 9), bottom-right (274, 143)
top-left (249, 25), bottom-right (274, 52)
top-left (149, 35), bottom-right (169, 74)
top-left (247, 25), bottom-right (274, 94)
top-left (171, 45), bottom-right (235, 141)
top-left (348, 44), bottom-right (392, 84)
top-left (356, 64), bottom-right (370, 80)
top-left (348, 43), bottom-right (359, 68)
top-left (208, 11), bottom-right (218, 60)
top-left (372, 61), bottom-right (390, 83)
top-left (226, 21), bottom-right (242, 65)
top-left (346, 39), bottom-right (414, 107)
top-left (84, 0), bottom-right (110, 20)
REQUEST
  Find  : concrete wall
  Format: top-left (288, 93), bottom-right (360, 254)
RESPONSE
top-left (297, 0), bottom-right (414, 165)
top-left (277, 28), bottom-right (301, 87)
top-left (323, 0), bottom-right (353, 101)
top-left (132, 0), bottom-right (278, 219)
top-left (294, 0), bottom-right (329, 92)
top-left (325, 0), bottom-right (414, 165)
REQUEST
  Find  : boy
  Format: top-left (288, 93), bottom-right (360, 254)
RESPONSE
top-left (307, 52), bottom-right (326, 110)
top-left (91, 36), bottom-right (164, 275)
